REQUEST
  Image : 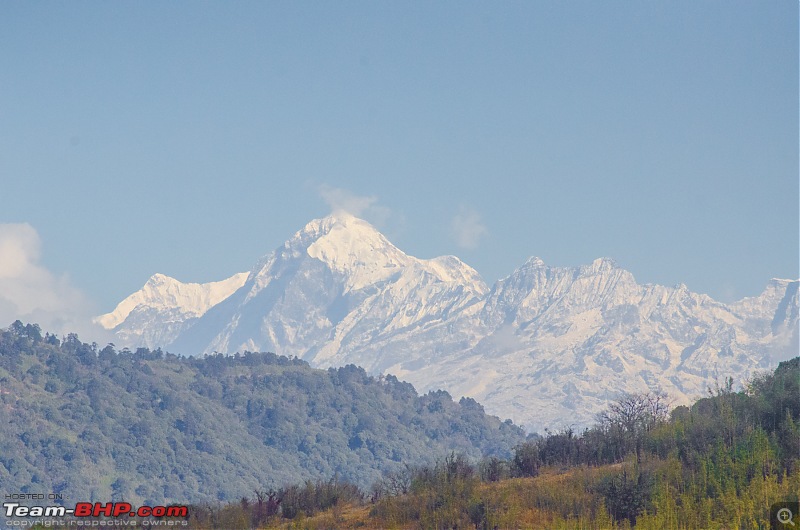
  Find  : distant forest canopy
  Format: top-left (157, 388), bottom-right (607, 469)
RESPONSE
top-left (0, 321), bottom-right (525, 505)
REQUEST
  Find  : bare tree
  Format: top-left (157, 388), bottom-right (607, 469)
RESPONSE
top-left (598, 391), bottom-right (670, 463)
top-left (371, 467), bottom-right (412, 501)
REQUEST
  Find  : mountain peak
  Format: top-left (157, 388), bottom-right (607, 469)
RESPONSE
top-left (326, 209), bottom-right (358, 221)
top-left (96, 272), bottom-right (247, 331)
top-left (288, 212), bottom-right (385, 250)
top-left (301, 210), bottom-right (359, 233)
top-left (146, 272), bottom-right (178, 286)
top-left (523, 256), bottom-right (546, 268)
top-left (268, 213), bottom-right (410, 291)
top-left (589, 257), bottom-right (617, 271)
top-left (246, 213), bottom-right (487, 299)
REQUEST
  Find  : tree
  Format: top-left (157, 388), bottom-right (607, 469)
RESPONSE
top-left (599, 391), bottom-right (669, 463)
top-left (599, 468), bottom-right (652, 526)
top-left (513, 442), bottom-right (540, 477)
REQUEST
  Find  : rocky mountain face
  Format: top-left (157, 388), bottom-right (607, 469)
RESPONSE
top-left (97, 213), bottom-right (798, 432)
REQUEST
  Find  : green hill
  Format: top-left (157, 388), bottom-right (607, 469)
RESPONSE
top-left (0, 321), bottom-right (525, 505)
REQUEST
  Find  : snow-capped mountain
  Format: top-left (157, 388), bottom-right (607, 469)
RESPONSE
top-left (168, 212), bottom-right (488, 370)
top-left (98, 213), bottom-right (798, 432)
top-left (410, 257), bottom-right (798, 431)
top-left (94, 272), bottom-right (248, 349)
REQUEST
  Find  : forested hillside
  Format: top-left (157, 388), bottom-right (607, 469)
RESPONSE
top-left (0, 322), bottom-right (525, 505)
top-left (187, 357), bottom-right (799, 528)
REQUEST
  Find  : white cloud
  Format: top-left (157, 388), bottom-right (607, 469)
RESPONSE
top-left (317, 184), bottom-right (392, 226)
top-left (451, 206), bottom-right (488, 250)
top-left (0, 223), bottom-right (110, 341)
top-left (0, 223), bottom-right (40, 279)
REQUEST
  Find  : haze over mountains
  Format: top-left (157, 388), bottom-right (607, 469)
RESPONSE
top-left (98, 213), bottom-right (799, 432)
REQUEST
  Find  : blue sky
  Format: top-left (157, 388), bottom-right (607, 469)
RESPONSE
top-left (0, 2), bottom-right (797, 335)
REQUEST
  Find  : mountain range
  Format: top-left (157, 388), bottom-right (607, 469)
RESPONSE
top-left (97, 212), bottom-right (799, 432)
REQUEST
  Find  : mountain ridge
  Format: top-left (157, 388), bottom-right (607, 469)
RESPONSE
top-left (97, 214), bottom-right (799, 432)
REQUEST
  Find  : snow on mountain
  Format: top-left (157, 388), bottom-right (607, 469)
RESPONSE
top-left (407, 258), bottom-right (799, 430)
top-left (98, 214), bottom-right (799, 432)
top-left (168, 212), bottom-right (488, 369)
top-left (95, 272), bottom-right (248, 349)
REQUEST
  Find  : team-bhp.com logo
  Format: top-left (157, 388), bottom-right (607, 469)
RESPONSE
top-left (4, 502), bottom-right (188, 526)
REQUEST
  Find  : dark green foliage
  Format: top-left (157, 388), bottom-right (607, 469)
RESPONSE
top-left (597, 468), bottom-right (652, 526)
top-left (0, 322), bottom-right (525, 504)
top-left (512, 440), bottom-right (540, 477)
